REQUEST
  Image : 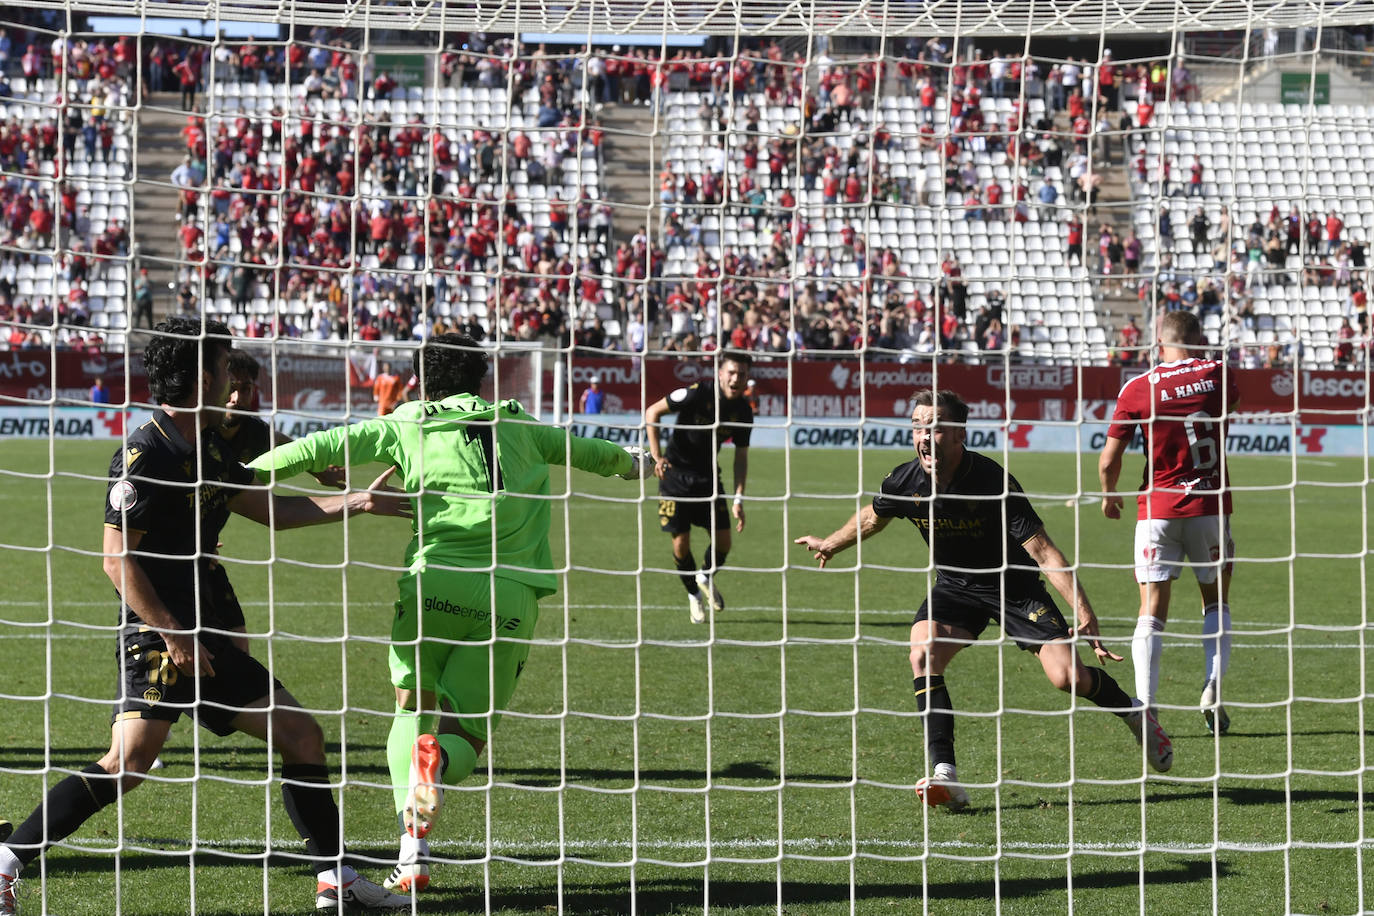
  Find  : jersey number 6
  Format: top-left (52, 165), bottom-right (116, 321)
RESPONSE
top-left (1183, 411), bottom-right (1219, 471)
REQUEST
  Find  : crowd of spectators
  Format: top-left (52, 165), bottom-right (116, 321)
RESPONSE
top-left (643, 39), bottom-right (1185, 362)
top-left (160, 31), bottom-right (616, 350)
top-left (141, 33), bottom-right (1204, 362)
top-left (1, 23), bottom-right (1368, 374)
top-left (0, 24), bottom-right (135, 351)
top-left (1129, 200), bottom-right (1369, 369)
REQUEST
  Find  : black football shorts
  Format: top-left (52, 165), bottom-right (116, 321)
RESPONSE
top-left (656, 468), bottom-right (730, 534)
top-left (912, 578), bottom-right (1073, 651)
top-left (112, 624), bottom-right (282, 737)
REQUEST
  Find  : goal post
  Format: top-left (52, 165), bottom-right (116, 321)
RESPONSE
top-left (1, 1), bottom-right (1372, 914)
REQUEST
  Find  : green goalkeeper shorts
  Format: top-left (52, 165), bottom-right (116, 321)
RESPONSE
top-left (388, 568), bottom-right (539, 741)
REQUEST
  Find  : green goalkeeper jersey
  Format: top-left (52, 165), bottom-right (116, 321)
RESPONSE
top-left (248, 394), bottom-right (633, 598)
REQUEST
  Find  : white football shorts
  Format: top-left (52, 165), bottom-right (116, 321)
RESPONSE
top-left (1133, 515), bottom-right (1234, 584)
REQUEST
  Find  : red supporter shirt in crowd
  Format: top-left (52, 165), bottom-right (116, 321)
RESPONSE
top-left (1107, 358), bottom-right (1239, 520)
top-left (29, 208), bottom-right (53, 235)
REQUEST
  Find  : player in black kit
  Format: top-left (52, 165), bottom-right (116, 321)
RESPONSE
top-left (0, 318), bottom-right (413, 914)
top-left (222, 350), bottom-right (347, 480)
top-left (644, 352), bottom-right (753, 624)
top-left (213, 350), bottom-right (345, 654)
top-left (795, 389), bottom-right (1172, 813)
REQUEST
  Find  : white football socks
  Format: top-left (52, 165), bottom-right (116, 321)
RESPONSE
top-left (318, 864), bottom-right (357, 885)
top-left (1202, 603), bottom-right (1232, 684)
top-left (398, 831), bottom-right (429, 863)
top-left (1132, 615), bottom-right (1165, 707)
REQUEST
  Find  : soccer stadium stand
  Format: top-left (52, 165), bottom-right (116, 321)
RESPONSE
top-left (1127, 98), bottom-right (1371, 369)
top-left (0, 25), bottom-right (1369, 376)
top-left (198, 35), bottom-right (609, 345)
top-left (0, 36), bottom-right (135, 352)
top-left (656, 47), bottom-right (1105, 363)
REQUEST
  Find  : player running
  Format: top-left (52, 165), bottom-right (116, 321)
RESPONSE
top-left (644, 352), bottom-right (753, 623)
top-left (1099, 310), bottom-right (1239, 734)
top-left (795, 389), bottom-right (1171, 812)
top-left (247, 333), bottom-right (652, 894)
top-left (0, 317), bottom-right (413, 914)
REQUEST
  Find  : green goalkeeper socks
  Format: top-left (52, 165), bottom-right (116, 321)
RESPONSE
top-left (387, 704), bottom-right (437, 813)
top-left (436, 733), bottom-right (479, 784)
top-left (388, 705), bottom-right (483, 814)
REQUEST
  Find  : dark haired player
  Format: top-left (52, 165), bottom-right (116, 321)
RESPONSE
top-left (0, 318), bottom-right (413, 914)
top-left (222, 350), bottom-right (346, 482)
top-left (199, 350), bottom-right (346, 659)
top-left (1099, 309), bottom-right (1238, 734)
top-left (795, 389), bottom-right (1172, 812)
top-left (221, 349), bottom-right (275, 461)
top-left (248, 333), bottom-right (653, 894)
top-left (644, 353), bottom-right (754, 624)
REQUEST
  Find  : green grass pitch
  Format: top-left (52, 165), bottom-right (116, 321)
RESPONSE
top-left (0, 439), bottom-right (1371, 915)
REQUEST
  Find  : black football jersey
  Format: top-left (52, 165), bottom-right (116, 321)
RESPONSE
top-left (871, 449), bottom-right (1045, 591)
top-left (104, 411), bottom-right (256, 629)
top-left (220, 414), bottom-right (273, 463)
top-left (662, 379), bottom-right (754, 477)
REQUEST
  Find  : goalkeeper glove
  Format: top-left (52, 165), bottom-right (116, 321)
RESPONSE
top-left (619, 446), bottom-right (654, 480)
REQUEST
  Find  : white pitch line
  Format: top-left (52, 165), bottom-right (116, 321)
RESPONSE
top-left (1, 599), bottom-right (1365, 628)
top-left (89, 835), bottom-right (1370, 856)
top-left (0, 632), bottom-right (1358, 650)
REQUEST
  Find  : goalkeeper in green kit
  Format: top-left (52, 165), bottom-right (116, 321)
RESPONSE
top-left (248, 334), bottom-right (651, 893)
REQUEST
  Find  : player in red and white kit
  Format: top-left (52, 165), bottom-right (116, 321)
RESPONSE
top-left (1098, 311), bottom-right (1239, 735)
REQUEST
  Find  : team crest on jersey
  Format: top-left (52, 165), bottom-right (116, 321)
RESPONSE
top-left (208, 442), bottom-right (221, 462)
top-left (142, 687), bottom-right (162, 704)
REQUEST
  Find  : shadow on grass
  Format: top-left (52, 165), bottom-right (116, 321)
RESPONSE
top-left (412, 858), bottom-right (1231, 913)
top-left (485, 760), bottom-right (854, 786)
top-left (1, 743), bottom-right (392, 777)
top-left (33, 850), bottom-right (1232, 914)
top-left (998, 784), bottom-right (1364, 813)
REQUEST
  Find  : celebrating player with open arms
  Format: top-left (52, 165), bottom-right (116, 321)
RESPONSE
top-left (795, 389), bottom-right (1172, 812)
top-left (1099, 310), bottom-right (1239, 734)
top-left (644, 352), bottom-right (754, 623)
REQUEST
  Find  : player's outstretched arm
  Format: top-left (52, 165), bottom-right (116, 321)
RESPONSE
top-left (231, 467), bottom-right (413, 529)
top-left (248, 417), bottom-right (398, 483)
top-left (270, 427), bottom-right (347, 489)
top-left (794, 505), bottom-right (891, 568)
top-left (1023, 526), bottom-right (1123, 662)
top-left (528, 419), bottom-right (644, 478)
top-left (1097, 435), bottom-right (1128, 520)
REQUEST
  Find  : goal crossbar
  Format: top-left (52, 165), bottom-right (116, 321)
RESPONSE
top-left (25, 0), bottom-right (1374, 39)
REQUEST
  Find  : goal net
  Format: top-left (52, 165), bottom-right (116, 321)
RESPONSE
top-left (1, 0), bottom-right (1372, 913)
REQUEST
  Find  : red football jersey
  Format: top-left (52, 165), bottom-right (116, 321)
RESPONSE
top-left (1107, 358), bottom-right (1239, 519)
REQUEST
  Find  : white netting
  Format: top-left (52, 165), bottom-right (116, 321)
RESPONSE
top-left (20, 0), bottom-right (1374, 37)
top-left (1, 2), bottom-right (1373, 914)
